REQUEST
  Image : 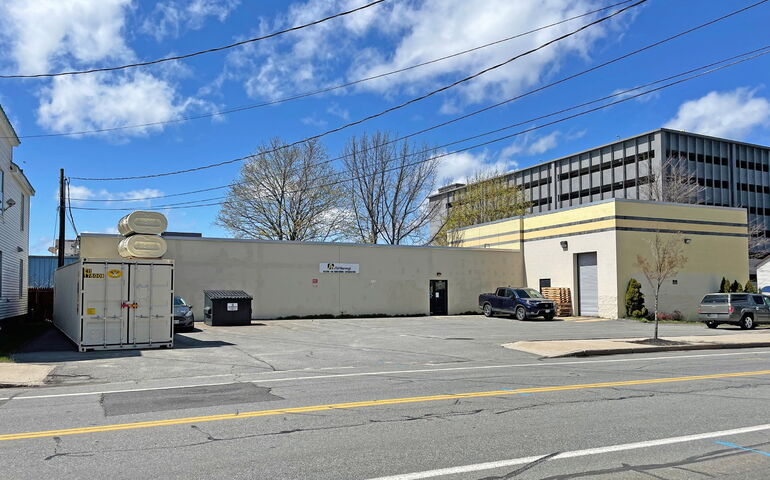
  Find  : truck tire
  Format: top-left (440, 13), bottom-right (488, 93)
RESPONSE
top-left (739, 315), bottom-right (755, 330)
top-left (483, 303), bottom-right (493, 317)
top-left (515, 306), bottom-right (527, 321)
top-left (705, 321), bottom-right (718, 329)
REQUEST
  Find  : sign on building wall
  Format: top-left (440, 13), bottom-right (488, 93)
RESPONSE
top-left (320, 263), bottom-right (360, 274)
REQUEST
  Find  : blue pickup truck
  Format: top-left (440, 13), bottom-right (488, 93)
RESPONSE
top-left (479, 287), bottom-right (556, 320)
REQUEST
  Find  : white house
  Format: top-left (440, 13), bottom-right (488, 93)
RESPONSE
top-left (0, 105), bottom-right (35, 321)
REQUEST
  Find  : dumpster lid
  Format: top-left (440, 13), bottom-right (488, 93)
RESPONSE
top-left (204, 290), bottom-right (253, 300)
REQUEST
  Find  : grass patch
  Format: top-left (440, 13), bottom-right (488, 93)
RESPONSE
top-left (625, 317), bottom-right (698, 325)
top-left (0, 320), bottom-right (52, 362)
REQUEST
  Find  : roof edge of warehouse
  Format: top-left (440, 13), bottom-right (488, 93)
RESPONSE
top-left (449, 197), bottom-right (748, 233)
top-left (77, 233), bottom-right (517, 251)
top-left (428, 127), bottom-right (770, 200)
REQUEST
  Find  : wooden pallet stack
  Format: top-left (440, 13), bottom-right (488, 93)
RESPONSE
top-left (541, 287), bottom-right (573, 317)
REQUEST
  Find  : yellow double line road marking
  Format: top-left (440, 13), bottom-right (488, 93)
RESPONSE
top-left (2, 369), bottom-right (769, 442)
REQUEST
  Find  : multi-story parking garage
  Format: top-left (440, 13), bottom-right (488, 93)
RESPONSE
top-left (429, 128), bottom-right (770, 245)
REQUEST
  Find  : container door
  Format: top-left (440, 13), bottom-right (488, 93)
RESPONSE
top-left (81, 263), bottom-right (129, 346)
top-left (577, 252), bottom-right (599, 317)
top-left (128, 263), bottom-right (173, 345)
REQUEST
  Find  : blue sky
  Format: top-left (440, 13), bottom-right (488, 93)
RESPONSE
top-left (0, 0), bottom-right (768, 254)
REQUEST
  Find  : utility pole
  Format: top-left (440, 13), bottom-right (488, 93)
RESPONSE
top-left (58, 168), bottom-right (66, 267)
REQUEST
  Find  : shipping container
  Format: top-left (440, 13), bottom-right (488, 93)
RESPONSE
top-left (53, 258), bottom-right (174, 352)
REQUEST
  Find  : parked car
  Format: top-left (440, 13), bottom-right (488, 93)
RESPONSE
top-left (479, 287), bottom-right (556, 320)
top-left (697, 293), bottom-right (770, 329)
top-left (174, 295), bottom-right (195, 331)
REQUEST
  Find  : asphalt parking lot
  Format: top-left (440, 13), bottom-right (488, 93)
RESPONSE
top-left (4, 315), bottom-right (770, 479)
top-left (11, 314), bottom-right (761, 386)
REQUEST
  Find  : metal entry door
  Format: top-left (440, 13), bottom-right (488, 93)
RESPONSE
top-left (430, 280), bottom-right (448, 316)
top-left (577, 252), bottom-right (599, 317)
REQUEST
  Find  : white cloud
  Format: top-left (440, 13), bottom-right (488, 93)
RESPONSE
top-left (500, 130), bottom-right (562, 161)
top-left (0, 0), bottom-right (215, 139)
top-left (37, 72), bottom-right (198, 137)
top-left (140, 0), bottom-right (241, 41)
top-left (63, 185), bottom-right (165, 207)
top-left (437, 150), bottom-right (518, 186)
top-left (229, 0), bottom-right (627, 106)
top-left (0, 0), bottom-right (133, 75)
top-left (664, 87), bottom-right (770, 140)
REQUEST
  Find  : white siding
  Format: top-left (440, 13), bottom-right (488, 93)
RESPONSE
top-left (0, 132), bottom-right (31, 320)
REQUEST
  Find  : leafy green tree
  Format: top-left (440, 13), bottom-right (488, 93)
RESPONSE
top-left (625, 279), bottom-right (648, 318)
top-left (719, 277), bottom-right (731, 293)
top-left (730, 280), bottom-right (743, 293)
top-left (434, 170), bottom-right (529, 246)
top-left (744, 280), bottom-right (758, 293)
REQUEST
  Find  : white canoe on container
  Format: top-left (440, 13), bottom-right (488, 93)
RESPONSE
top-left (118, 235), bottom-right (168, 258)
top-left (118, 211), bottom-right (168, 236)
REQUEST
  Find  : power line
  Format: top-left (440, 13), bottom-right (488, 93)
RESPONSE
top-left (10, 0), bottom-right (635, 139)
top-left (65, 179), bottom-right (79, 236)
top-left (70, 46), bottom-right (770, 211)
top-left (70, 0), bottom-right (767, 187)
top-left (0, 1), bottom-right (387, 79)
top-left (71, 0), bottom-right (646, 182)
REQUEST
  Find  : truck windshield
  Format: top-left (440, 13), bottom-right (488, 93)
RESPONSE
top-left (514, 288), bottom-right (544, 299)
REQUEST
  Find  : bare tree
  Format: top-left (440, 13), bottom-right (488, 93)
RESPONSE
top-left (635, 232), bottom-right (688, 340)
top-left (217, 138), bottom-right (349, 242)
top-left (643, 155), bottom-right (705, 203)
top-left (748, 218), bottom-right (770, 258)
top-left (343, 132), bottom-right (439, 245)
top-left (433, 170), bottom-right (529, 246)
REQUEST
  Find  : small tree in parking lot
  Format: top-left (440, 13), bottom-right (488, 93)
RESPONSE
top-left (730, 280), bottom-right (744, 293)
top-left (635, 232), bottom-right (688, 340)
top-left (719, 277), bottom-right (731, 293)
top-left (744, 280), bottom-right (758, 294)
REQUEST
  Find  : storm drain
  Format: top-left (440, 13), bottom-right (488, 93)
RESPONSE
top-left (101, 383), bottom-right (282, 417)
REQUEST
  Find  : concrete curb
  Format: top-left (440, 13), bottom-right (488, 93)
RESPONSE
top-left (550, 341), bottom-right (770, 358)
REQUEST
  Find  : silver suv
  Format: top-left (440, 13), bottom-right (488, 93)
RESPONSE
top-left (698, 293), bottom-right (770, 330)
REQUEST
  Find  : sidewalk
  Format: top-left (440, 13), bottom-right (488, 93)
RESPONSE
top-left (504, 332), bottom-right (770, 358)
top-left (0, 363), bottom-right (54, 387)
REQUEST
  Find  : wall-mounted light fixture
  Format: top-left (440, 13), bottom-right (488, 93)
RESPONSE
top-left (560, 240), bottom-right (568, 250)
top-left (684, 238), bottom-right (692, 244)
top-left (1, 198), bottom-right (16, 212)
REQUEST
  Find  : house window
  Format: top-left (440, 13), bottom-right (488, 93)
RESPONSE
top-left (20, 194), bottom-right (24, 230)
top-left (18, 259), bottom-right (23, 298)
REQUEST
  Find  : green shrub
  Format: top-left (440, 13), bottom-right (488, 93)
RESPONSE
top-left (625, 278), bottom-right (648, 318)
top-left (719, 277), bottom-right (731, 293)
top-left (730, 280), bottom-right (743, 293)
top-left (744, 280), bottom-right (758, 294)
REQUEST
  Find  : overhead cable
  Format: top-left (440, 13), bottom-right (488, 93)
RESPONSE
top-left (0, 1), bottom-right (388, 79)
top-left (70, 46), bottom-right (770, 210)
top-left (12, 0), bottom-right (635, 139)
top-left (70, 0), bottom-right (646, 181)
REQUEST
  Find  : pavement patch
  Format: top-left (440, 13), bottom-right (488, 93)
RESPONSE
top-left (101, 382), bottom-right (282, 417)
top-left (0, 363), bottom-right (55, 387)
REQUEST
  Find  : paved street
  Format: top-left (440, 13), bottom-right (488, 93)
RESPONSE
top-left (1, 316), bottom-right (769, 479)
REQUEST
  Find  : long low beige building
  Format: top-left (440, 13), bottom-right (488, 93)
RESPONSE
top-left (74, 198), bottom-right (748, 322)
top-left (78, 235), bottom-right (523, 320)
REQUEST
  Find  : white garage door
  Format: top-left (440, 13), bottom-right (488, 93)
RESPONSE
top-left (578, 252), bottom-right (598, 317)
